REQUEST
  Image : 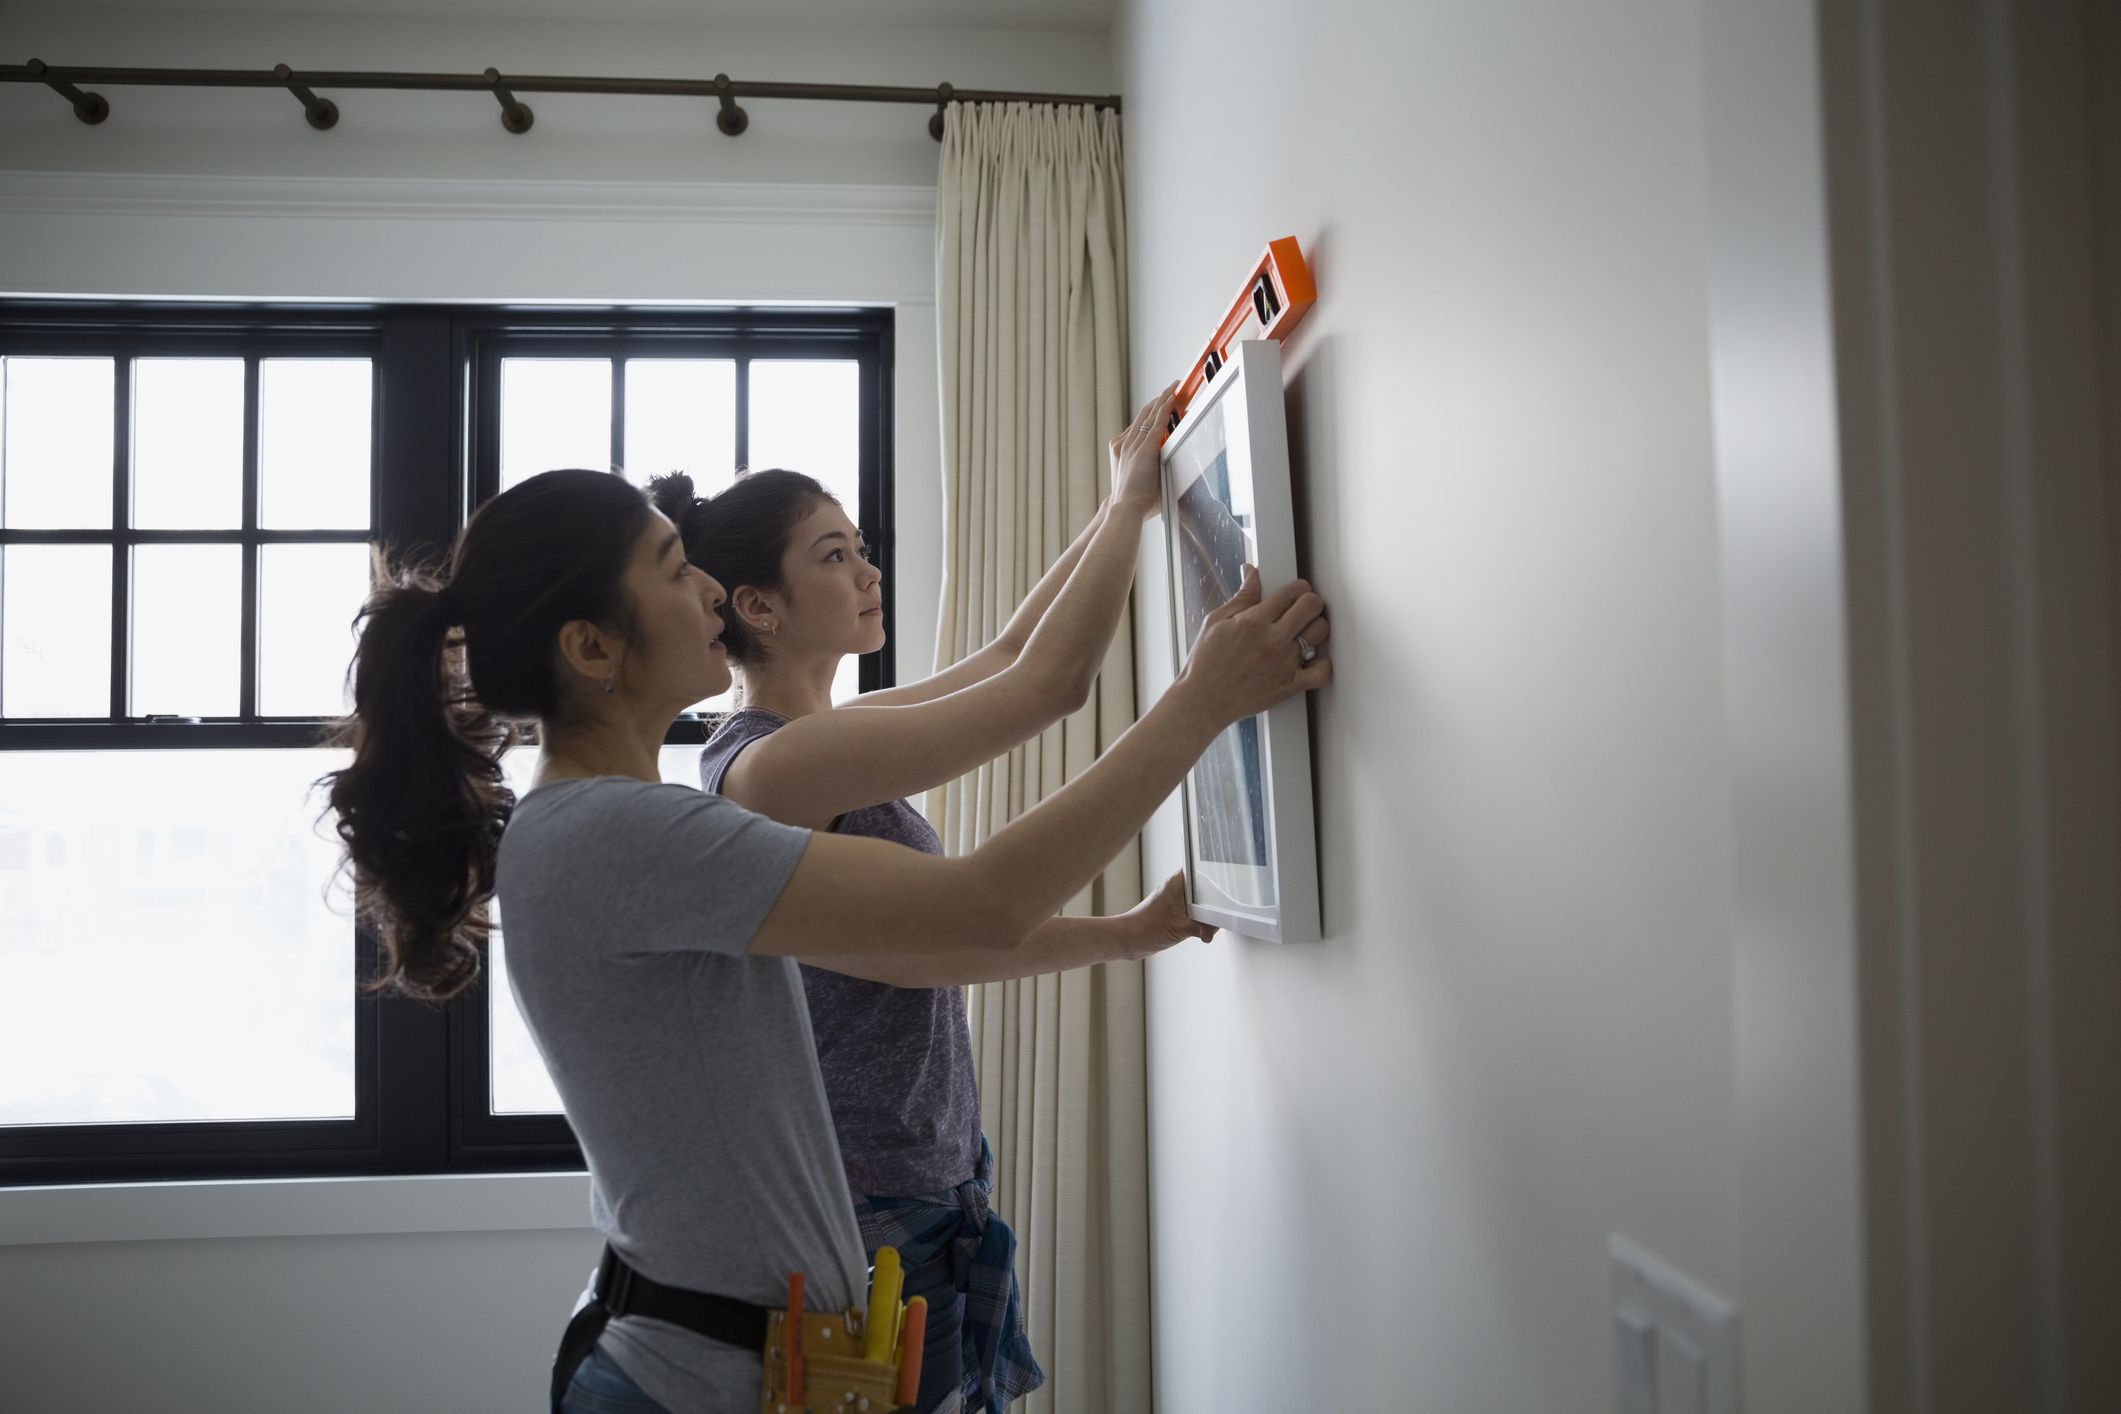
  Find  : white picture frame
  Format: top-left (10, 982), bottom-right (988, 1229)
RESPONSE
top-left (1159, 339), bottom-right (1320, 945)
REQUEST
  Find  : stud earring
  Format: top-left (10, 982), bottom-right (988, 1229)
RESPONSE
top-left (601, 679), bottom-right (615, 695)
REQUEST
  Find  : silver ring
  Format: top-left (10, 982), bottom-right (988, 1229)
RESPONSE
top-left (1295, 634), bottom-right (1318, 665)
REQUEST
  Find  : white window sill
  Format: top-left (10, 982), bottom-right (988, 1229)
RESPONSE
top-left (0, 1171), bottom-right (595, 1247)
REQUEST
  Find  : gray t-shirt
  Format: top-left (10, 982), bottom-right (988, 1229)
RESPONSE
top-left (496, 775), bottom-right (867, 1414)
top-left (700, 709), bottom-right (983, 1197)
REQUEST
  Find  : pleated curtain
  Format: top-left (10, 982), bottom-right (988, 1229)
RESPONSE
top-left (925, 102), bottom-right (1150, 1413)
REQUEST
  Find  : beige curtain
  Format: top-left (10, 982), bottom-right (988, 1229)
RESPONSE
top-left (925, 103), bottom-right (1149, 1413)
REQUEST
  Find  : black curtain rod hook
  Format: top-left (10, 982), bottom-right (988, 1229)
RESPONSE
top-left (929, 82), bottom-right (954, 142)
top-left (273, 63), bottom-right (338, 130)
top-left (483, 67), bottom-right (534, 134)
top-left (25, 58), bottom-right (108, 125)
top-left (712, 72), bottom-right (748, 136)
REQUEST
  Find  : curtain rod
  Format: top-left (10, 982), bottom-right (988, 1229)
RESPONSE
top-left (3, 61), bottom-right (1120, 140)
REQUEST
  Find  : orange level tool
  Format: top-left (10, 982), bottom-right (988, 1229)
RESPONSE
top-left (1166, 236), bottom-right (1316, 431)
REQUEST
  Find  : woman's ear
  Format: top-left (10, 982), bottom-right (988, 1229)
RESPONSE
top-left (729, 585), bottom-right (777, 636)
top-left (554, 618), bottom-right (620, 691)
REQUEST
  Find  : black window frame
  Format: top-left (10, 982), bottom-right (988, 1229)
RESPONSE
top-left (0, 300), bottom-right (896, 1185)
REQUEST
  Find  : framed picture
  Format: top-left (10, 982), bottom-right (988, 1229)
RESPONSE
top-left (1159, 338), bottom-right (1320, 945)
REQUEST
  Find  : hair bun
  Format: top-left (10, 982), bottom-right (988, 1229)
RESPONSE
top-left (645, 471), bottom-right (700, 524)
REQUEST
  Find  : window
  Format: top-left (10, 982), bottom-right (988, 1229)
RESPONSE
top-left (0, 303), bottom-right (895, 1183)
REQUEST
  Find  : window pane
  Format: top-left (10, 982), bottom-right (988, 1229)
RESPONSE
top-left (2, 357), bottom-right (113, 529)
top-left (132, 358), bottom-right (243, 529)
top-left (261, 358), bottom-right (373, 530)
top-left (131, 545), bottom-right (241, 718)
top-left (487, 745), bottom-right (709, 1115)
top-left (0, 749), bottom-right (356, 1125)
top-left (486, 930), bottom-right (558, 1116)
top-left (624, 359), bottom-right (737, 493)
top-left (258, 543), bottom-right (370, 717)
top-left (1, 545), bottom-right (112, 718)
top-left (501, 358), bottom-right (610, 492)
top-left (748, 359), bottom-right (860, 508)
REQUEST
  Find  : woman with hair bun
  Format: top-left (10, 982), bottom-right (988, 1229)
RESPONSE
top-left (326, 464), bottom-right (1329, 1414)
top-left (650, 387), bottom-right (1330, 1414)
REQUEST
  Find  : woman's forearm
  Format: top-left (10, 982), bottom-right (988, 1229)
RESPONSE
top-left (1011, 497), bottom-right (1150, 704)
top-left (801, 913), bottom-right (1143, 987)
top-left (992, 497), bottom-right (1110, 657)
top-left (1005, 914), bottom-right (1144, 973)
top-left (963, 685), bottom-right (1221, 938)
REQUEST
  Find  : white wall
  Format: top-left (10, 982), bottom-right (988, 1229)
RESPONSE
top-left (0, 6), bottom-right (1108, 1411)
top-left (0, 1176), bottom-right (599, 1414)
top-left (1121, 2), bottom-right (2121, 1411)
top-left (1115, 2), bottom-right (1739, 1410)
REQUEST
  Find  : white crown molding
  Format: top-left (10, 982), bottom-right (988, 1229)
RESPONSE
top-left (0, 170), bottom-right (938, 227)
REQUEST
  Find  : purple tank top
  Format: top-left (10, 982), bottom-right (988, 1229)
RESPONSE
top-left (699, 708), bottom-right (982, 1197)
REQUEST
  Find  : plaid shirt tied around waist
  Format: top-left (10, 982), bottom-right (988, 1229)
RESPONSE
top-left (853, 1138), bottom-right (1045, 1414)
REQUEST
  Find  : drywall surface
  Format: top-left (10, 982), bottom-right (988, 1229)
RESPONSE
top-left (1116, 1), bottom-right (1739, 1409)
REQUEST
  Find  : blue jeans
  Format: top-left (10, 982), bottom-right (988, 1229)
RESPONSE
top-left (560, 1343), bottom-right (670, 1414)
top-left (899, 1241), bottom-right (968, 1413)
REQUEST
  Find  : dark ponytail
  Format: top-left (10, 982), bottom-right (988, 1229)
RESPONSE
top-left (325, 565), bottom-right (510, 1001)
top-left (326, 468), bottom-right (656, 1002)
top-left (648, 467), bottom-right (836, 663)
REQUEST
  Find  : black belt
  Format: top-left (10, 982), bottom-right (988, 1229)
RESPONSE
top-left (549, 1244), bottom-right (773, 1412)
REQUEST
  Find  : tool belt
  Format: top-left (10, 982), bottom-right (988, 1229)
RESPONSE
top-left (548, 1243), bottom-right (926, 1414)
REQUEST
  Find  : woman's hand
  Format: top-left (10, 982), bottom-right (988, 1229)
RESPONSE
top-left (1175, 565), bottom-right (1331, 727)
top-left (1109, 383), bottom-right (1179, 521)
top-left (1121, 870), bottom-right (1217, 958)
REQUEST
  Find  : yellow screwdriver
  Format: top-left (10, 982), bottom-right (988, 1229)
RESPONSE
top-left (863, 1247), bottom-right (904, 1364)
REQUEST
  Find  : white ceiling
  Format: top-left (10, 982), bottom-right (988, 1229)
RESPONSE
top-left (38, 0), bottom-right (1121, 31)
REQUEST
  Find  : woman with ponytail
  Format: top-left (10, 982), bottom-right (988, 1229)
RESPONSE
top-left (328, 463), bottom-right (1328, 1414)
top-left (648, 387), bottom-right (1326, 1414)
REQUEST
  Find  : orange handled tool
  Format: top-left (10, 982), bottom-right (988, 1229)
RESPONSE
top-left (894, 1295), bottom-right (929, 1408)
top-left (783, 1271), bottom-right (805, 1400)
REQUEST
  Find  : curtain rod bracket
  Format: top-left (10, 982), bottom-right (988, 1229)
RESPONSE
top-left (273, 64), bottom-right (338, 131)
top-left (483, 68), bottom-right (533, 134)
top-left (712, 73), bottom-right (748, 136)
top-left (25, 58), bottom-right (107, 124)
top-left (928, 82), bottom-right (954, 142)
